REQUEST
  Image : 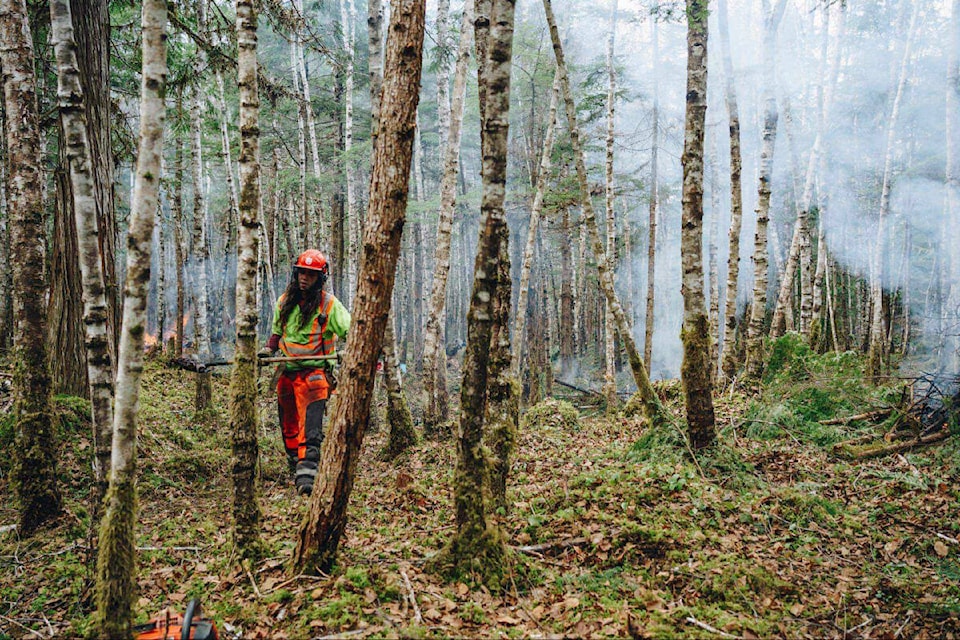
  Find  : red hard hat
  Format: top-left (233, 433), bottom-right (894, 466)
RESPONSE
top-left (295, 250), bottom-right (329, 274)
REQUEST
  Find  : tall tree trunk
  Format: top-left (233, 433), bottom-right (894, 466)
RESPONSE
top-left (172, 102), bottom-right (186, 357)
top-left (559, 206), bottom-right (574, 375)
top-left (511, 73), bottom-right (558, 377)
top-left (438, 0), bottom-right (516, 582)
top-left (290, 38), bottom-right (310, 247)
top-left (942, 0), bottom-right (960, 372)
top-left (422, 0), bottom-right (473, 433)
top-left (74, 0), bottom-right (118, 364)
top-left (231, 0), bottom-right (263, 558)
top-left (744, 0), bottom-right (788, 381)
top-left (49, 0), bottom-right (115, 513)
top-left (93, 0), bottom-right (166, 633)
top-left (342, 0), bottom-right (358, 302)
top-left (542, 0), bottom-right (664, 426)
top-left (717, 0), bottom-right (744, 384)
top-left (369, 0), bottom-right (415, 457)
top-left (644, 14), bottom-right (659, 370)
top-left (293, 0), bottom-right (425, 574)
top-left (190, 85), bottom-right (212, 358)
top-left (1, 0), bottom-right (62, 534)
top-left (680, 0), bottom-right (716, 449)
top-left (866, 0), bottom-right (919, 378)
top-left (294, 0), bottom-right (326, 246)
top-left (707, 126), bottom-right (720, 380)
top-left (602, 0), bottom-right (618, 407)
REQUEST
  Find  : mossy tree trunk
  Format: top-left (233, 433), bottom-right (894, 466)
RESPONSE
top-left (231, 0), bottom-right (264, 559)
top-left (49, 0), bottom-right (116, 514)
top-left (93, 0), bottom-right (166, 634)
top-left (437, 0), bottom-right (516, 584)
top-left (1, 0), bottom-right (62, 535)
top-left (292, 0), bottom-right (425, 574)
top-left (602, 0), bottom-right (619, 408)
top-left (679, 0), bottom-right (716, 450)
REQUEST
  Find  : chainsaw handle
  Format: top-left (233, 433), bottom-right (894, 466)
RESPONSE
top-left (182, 599), bottom-right (199, 640)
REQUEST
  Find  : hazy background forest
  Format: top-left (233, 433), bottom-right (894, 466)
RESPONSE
top-left (1, 0), bottom-right (960, 637)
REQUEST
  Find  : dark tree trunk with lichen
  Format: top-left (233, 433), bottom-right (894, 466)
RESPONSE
top-left (231, 0), bottom-right (264, 558)
top-left (1, 0), bottom-right (62, 534)
top-left (680, 0), bottom-right (716, 449)
top-left (292, 0), bottom-right (425, 574)
top-left (435, 0), bottom-right (516, 586)
top-left (93, 0), bottom-right (166, 634)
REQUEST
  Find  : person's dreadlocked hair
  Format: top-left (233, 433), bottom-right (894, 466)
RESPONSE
top-left (278, 270), bottom-right (327, 330)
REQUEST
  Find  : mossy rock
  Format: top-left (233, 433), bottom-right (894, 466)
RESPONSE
top-left (521, 398), bottom-right (580, 432)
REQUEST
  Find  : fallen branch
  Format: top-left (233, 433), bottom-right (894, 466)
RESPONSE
top-left (0, 613), bottom-right (43, 638)
top-left (851, 428), bottom-right (951, 460)
top-left (820, 408), bottom-right (891, 425)
top-left (553, 378), bottom-right (602, 397)
top-left (685, 615), bottom-right (741, 639)
top-left (400, 570), bottom-right (422, 624)
top-left (515, 536), bottom-right (588, 556)
top-left (246, 568), bottom-right (263, 599)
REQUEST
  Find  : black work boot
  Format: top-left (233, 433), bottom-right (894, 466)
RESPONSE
top-left (295, 458), bottom-right (318, 496)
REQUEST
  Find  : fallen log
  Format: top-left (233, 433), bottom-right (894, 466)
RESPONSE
top-left (553, 378), bottom-right (602, 397)
top-left (819, 408), bottom-right (891, 425)
top-left (848, 428), bottom-right (951, 460)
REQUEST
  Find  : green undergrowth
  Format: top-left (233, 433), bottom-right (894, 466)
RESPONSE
top-left (743, 333), bottom-right (904, 447)
top-left (1, 354), bottom-right (958, 638)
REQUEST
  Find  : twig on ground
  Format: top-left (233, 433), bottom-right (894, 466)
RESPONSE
top-left (851, 428), bottom-right (950, 460)
top-left (137, 546), bottom-right (201, 552)
top-left (246, 568), bottom-right (262, 599)
top-left (515, 536), bottom-right (588, 555)
top-left (400, 570), bottom-right (422, 624)
top-left (936, 532), bottom-right (960, 546)
top-left (269, 572), bottom-right (329, 593)
top-left (685, 615), bottom-right (741, 638)
top-left (0, 614), bottom-right (43, 638)
top-left (896, 453), bottom-right (923, 479)
top-left (894, 612), bottom-right (912, 638)
top-left (316, 630), bottom-right (367, 640)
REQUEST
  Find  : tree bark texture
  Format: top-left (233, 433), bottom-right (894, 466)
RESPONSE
top-left (93, 0), bottom-right (166, 634)
top-left (442, 0), bottom-right (516, 582)
top-left (542, 0), bottom-right (665, 426)
top-left (716, 0), bottom-right (744, 384)
top-left (422, 0), bottom-right (474, 433)
top-left (511, 72), bottom-right (559, 378)
top-left (644, 14), bottom-right (659, 372)
top-left (49, 0), bottom-right (116, 513)
top-left (680, 0), bottom-right (716, 449)
top-left (602, 0), bottom-right (618, 407)
top-left (293, 0), bottom-right (425, 574)
top-left (231, 0), bottom-right (264, 558)
top-left (1, 0), bottom-right (62, 534)
top-left (744, 0), bottom-right (787, 381)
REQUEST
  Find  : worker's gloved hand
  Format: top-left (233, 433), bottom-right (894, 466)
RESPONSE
top-left (257, 347), bottom-right (274, 360)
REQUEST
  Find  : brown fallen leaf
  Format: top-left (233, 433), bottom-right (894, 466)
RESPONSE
top-left (934, 540), bottom-right (949, 557)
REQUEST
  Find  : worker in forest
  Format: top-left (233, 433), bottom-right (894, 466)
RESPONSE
top-left (258, 250), bottom-right (350, 496)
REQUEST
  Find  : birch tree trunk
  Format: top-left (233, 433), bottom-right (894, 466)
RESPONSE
top-left (190, 85), bottom-right (212, 358)
top-left (511, 73), bottom-right (559, 377)
top-left (717, 0), bottom-right (744, 383)
top-left (602, 0), bottom-right (619, 407)
top-left (559, 207), bottom-right (574, 375)
top-left (543, 0), bottom-right (665, 426)
top-left (294, 0), bottom-right (326, 245)
top-left (422, 1), bottom-right (474, 433)
top-left (680, 0), bottom-right (716, 449)
top-left (93, 0), bottom-right (166, 632)
top-left (744, 0), bottom-right (788, 381)
top-left (866, 0), bottom-right (919, 378)
top-left (1, 0), bottom-right (62, 534)
top-left (293, 0), bottom-right (424, 573)
top-left (172, 105), bottom-right (186, 357)
top-left (342, 0), bottom-right (358, 301)
top-left (49, 0), bottom-right (115, 512)
top-left (231, 0), bottom-right (263, 558)
top-left (644, 14), bottom-right (659, 370)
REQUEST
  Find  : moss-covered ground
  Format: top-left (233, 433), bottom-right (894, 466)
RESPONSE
top-left (0, 343), bottom-right (958, 638)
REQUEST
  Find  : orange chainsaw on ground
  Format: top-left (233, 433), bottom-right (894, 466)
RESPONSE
top-left (134, 599), bottom-right (219, 640)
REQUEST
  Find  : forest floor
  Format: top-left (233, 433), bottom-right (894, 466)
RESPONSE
top-left (1, 337), bottom-right (959, 639)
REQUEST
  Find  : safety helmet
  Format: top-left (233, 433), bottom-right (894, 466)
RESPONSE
top-left (295, 250), bottom-right (329, 275)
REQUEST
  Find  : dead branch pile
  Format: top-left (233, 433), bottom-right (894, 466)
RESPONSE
top-left (833, 372), bottom-right (957, 459)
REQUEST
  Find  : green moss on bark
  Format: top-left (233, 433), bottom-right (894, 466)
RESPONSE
top-left (382, 390), bottom-right (417, 460)
top-left (92, 478), bottom-right (137, 639)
